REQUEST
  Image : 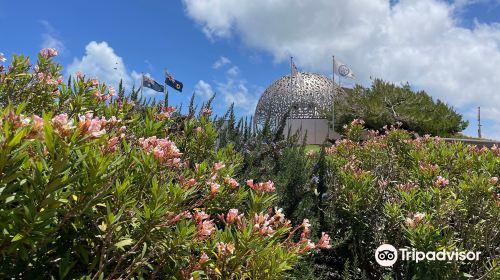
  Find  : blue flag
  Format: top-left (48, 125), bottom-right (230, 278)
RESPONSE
top-left (165, 73), bottom-right (183, 92)
top-left (142, 76), bottom-right (164, 92)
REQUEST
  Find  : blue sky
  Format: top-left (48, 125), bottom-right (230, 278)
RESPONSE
top-left (1, 0), bottom-right (500, 138)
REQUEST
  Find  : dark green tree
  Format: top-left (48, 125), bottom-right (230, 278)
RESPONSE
top-left (330, 79), bottom-right (468, 136)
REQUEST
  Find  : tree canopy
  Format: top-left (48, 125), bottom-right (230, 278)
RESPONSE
top-left (330, 79), bottom-right (468, 136)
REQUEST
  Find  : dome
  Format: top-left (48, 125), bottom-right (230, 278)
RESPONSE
top-left (254, 72), bottom-right (343, 125)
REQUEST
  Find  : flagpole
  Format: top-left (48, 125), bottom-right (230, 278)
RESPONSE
top-left (141, 72), bottom-right (144, 97)
top-left (164, 69), bottom-right (169, 108)
top-left (290, 56), bottom-right (293, 122)
top-left (332, 55), bottom-right (335, 138)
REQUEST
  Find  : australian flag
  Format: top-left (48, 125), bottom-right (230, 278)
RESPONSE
top-left (165, 72), bottom-right (183, 92)
top-left (142, 75), bottom-right (164, 92)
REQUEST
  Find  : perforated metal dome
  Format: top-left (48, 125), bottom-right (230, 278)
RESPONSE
top-left (254, 72), bottom-right (343, 125)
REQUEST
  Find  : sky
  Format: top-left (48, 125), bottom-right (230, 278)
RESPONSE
top-left (1, 0), bottom-right (500, 139)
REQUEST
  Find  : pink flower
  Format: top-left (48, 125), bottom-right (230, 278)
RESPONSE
top-left (433, 176), bottom-right (449, 187)
top-left (89, 78), bottom-right (99, 87)
top-left (195, 127), bottom-right (204, 134)
top-left (194, 211), bottom-right (210, 223)
top-left (197, 220), bottom-right (215, 239)
top-left (199, 252), bottom-right (209, 264)
top-left (299, 239), bottom-right (316, 254)
top-left (224, 177), bottom-right (239, 189)
top-left (108, 86), bottom-right (116, 97)
top-left (226, 209), bottom-right (238, 224)
top-left (106, 137), bottom-right (119, 152)
top-left (75, 71), bottom-right (84, 79)
top-left (350, 119), bottom-right (365, 126)
top-left (217, 242), bottom-right (235, 256)
top-left (317, 232), bottom-right (331, 249)
top-left (210, 182), bottom-right (220, 195)
top-left (489, 177), bottom-right (498, 185)
top-left (213, 162), bottom-right (225, 172)
top-left (406, 212), bottom-right (425, 229)
top-left (201, 108), bottom-right (212, 117)
top-left (40, 48), bottom-right (58, 58)
top-left (138, 136), bottom-right (182, 166)
top-left (88, 118), bottom-right (106, 138)
top-left (32, 115), bottom-right (44, 131)
top-left (52, 113), bottom-right (75, 136)
top-left (179, 176), bottom-right (197, 188)
top-left (405, 217), bottom-right (415, 229)
top-left (246, 179), bottom-right (276, 193)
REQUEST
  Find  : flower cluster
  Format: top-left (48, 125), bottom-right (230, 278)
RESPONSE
top-left (252, 208), bottom-right (290, 237)
top-left (419, 162), bottom-right (440, 173)
top-left (405, 212), bottom-right (426, 229)
top-left (201, 108), bottom-right (212, 117)
top-left (0, 52), bottom-right (6, 63)
top-left (194, 211), bottom-right (215, 240)
top-left (491, 145), bottom-right (500, 157)
top-left (296, 219), bottom-right (331, 253)
top-left (489, 177), bottom-right (498, 185)
top-left (78, 113), bottom-right (118, 138)
top-left (156, 106), bottom-right (176, 120)
top-left (433, 176), bottom-right (449, 187)
top-left (40, 48), bottom-right (58, 58)
top-left (246, 179), bottom-right (276, 193)
top-left (52, 113), bottom-right (75, 137)
top-left (216, 242), bottom-right (236, 256)
top-left (224, 176), bottom-right (239, 189)
top-left (36, 72), bottom-right (63, 86)
top-left (351, 119), bottom-right (365, 126)
top-left (138, 136), bottom-right (183, 166)
top-left (396, 182), bottom-right (418, 192)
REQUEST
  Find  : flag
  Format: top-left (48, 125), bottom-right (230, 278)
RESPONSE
top-left (291, 62), bottom-right (304, 88)
top-left (142, 75), bottom-right (164, 92)
top-left (165, 72), bottom-right (183, 92)
top-left (333, 59), bottom-right (356, 79)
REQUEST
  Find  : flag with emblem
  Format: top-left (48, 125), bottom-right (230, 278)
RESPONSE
top-left (165, 71), bottom-right (183, 92)
top-left (142, 75), bottom-right (164, 92)
top-left (333, 58), bottom-right (355, 79)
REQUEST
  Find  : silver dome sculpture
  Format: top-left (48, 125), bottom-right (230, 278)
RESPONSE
top-left (254, 72), bottom-right (344, 125)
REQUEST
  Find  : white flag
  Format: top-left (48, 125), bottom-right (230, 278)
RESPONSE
top-left (291, 62), bottom-right (304, 88)
top-left (334, 59), bottom-right (356, 79)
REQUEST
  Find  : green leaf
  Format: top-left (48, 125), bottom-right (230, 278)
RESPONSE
top-left (11, 233), bottom-right (24, 242)
top-left (114, 239), bottom-right (133, 250)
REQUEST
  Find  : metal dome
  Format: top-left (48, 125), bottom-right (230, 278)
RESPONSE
top-left (254, 72), bottom-right (343, 125)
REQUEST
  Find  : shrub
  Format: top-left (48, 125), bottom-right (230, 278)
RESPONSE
top-left (0, 50), bottom-right (330, 279)
top-left (298, 122), bottom-right (499, 279)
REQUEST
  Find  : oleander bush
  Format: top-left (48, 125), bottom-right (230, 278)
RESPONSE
top-left (284, 121), bottom-right (499, 279)
top-left (0, 50), bottom-right (330, 279)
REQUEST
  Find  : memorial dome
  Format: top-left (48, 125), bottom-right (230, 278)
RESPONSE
top-left (254, 72), bottom-right (343, 125)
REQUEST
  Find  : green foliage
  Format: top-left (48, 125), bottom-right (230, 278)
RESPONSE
top-left (330, 79), bottom-right (469, 136)
top-left (291, 123), bottom-right (499, 279)
top-left (0, 51), bottom-right (322, 279)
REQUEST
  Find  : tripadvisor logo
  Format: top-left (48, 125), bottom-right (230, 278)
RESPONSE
top-left (375, 244), bottom-right (481, 267)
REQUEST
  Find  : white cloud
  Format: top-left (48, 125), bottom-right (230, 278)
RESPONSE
top-left (67, 41), bottom-right (132, 89)
top-left (213, 56), bottom-right (231, 69)
top-left (40, 20), bottom-right (65, 53)
top-left (195, 80), bottom-right (215, 99)
top-left (226, 65), bottom-right (239, 76)
top-left (197, 57), bottom-right (258, 114)
top-left (183, 0), bottom-right (500, 139)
